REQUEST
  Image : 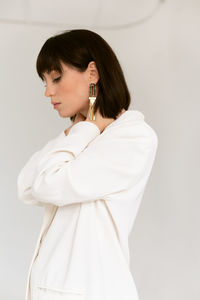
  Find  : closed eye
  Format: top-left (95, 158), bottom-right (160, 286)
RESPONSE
top-left (53, 76), bottom-right (61, 82)
top-left (43, 76), bottom-right (61, 87)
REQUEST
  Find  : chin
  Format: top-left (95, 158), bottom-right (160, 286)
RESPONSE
top-left (57, 110), bottom-right (69, 118)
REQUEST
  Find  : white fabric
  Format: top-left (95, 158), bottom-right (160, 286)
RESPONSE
top-left (17, 110), bottom-right (158, 300)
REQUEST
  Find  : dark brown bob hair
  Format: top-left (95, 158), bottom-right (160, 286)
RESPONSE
top-left (36, 29), bottom-right (131, 122)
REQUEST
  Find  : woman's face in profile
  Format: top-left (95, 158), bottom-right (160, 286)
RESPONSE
top-left (42, 60), bottom-right (98, 118)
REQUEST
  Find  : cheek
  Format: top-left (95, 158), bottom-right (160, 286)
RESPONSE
top-left (71, 80), bottom-right (89, 101)
top-left (59, 75), bottom-right (89, 101)
top-left (76, 78), bottom-right (89, 97)
top-left (60, 82), bottom-right (71, 94)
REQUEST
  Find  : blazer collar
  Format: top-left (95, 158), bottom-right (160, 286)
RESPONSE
top-left (104, 109), bottom-right (145, 131)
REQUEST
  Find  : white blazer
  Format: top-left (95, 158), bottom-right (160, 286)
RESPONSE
top-left (17, 110), bottom-right (158, 300)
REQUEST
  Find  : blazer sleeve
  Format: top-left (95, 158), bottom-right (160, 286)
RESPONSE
top-left (17, 121), bottom-right (100, 206)
top-left (24, 121), bottom-right (158, 207)
top-left (17, 149), bottom-right (46, 206)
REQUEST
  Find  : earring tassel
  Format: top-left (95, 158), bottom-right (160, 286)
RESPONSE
top-left (89, 83), bottom-right (96, 120)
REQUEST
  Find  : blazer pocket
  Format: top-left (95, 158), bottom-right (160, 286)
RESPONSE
top-left (37, 285), bottom-right (86, 300)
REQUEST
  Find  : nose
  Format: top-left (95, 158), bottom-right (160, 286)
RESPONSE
top-left (44, 84), bottom-right (55, 98)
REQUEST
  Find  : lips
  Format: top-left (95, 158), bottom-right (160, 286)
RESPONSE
top-left (53, 103), bottom-right (61, 109)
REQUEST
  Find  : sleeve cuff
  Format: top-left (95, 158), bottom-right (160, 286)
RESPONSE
top-left (68, 121), bottom-right (100, 136)
top-left (39, 121), bottom-right (101, 162)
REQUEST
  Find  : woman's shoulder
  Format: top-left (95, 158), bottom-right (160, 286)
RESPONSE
top-left (103, 109), bottom-right (158, 143)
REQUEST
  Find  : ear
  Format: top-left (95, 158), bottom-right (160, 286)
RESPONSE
top-left (87, 61), bottom-right (99, 84)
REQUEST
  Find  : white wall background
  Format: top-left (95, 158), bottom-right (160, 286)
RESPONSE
top-left (0, 0), bottom-right (199, 299)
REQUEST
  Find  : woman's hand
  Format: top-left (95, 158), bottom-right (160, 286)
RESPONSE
top-left (65, 108), bottom-right (126, 135)
top-left (64, 113), bottom-right (86, 135)
top-left (85, 108), bottom-right (126, 133)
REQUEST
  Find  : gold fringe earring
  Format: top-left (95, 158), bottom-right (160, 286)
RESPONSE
top-left (88, 83), bottom-right (96, 121)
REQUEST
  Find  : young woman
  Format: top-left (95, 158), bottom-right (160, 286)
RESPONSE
top-left (17, 29), bottom-right (158, 300)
